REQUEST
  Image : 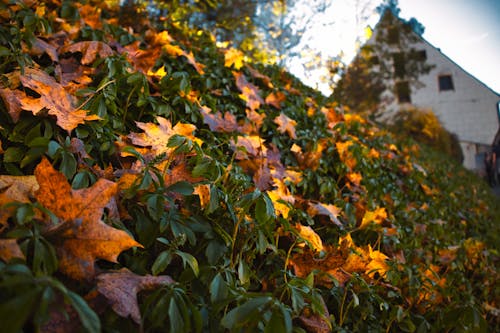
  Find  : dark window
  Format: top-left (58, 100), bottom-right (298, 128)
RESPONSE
top-left (369, 55), bottom-right (379, 65)
top-left (438, 75), bottom-right (454, 91)
top-left (388, 26), bottom-right (400, 44)
top-left (392, 52), bottom-right (406, 78)
top-left (416, 50), bottom-right (427, 61)
top-left (395, 81), bottom-right (411, 103)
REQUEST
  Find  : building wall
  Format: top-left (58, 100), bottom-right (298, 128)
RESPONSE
top-left (408, 39), bottom-right (499, 146)
top-left (372, 24), bottom-right (500, 170)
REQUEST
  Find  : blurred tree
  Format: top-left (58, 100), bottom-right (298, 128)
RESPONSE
top-left (329, 5), bottom-right (432, 118)
top-left (117, 0), bottom-right (330, 65)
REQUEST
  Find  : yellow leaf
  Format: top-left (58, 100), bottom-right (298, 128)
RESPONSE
top-left (224, 48), bottom-right (245, 69)
top-left (147, 65), bottom-right (167, 79)
top-left (360, 207), bottom-right (387, 229)
top-left (366, 245), bottom-right (389, 278)
top-left (294, 223), bottom-right (324, 252)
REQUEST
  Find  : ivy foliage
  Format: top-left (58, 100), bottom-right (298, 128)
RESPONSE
top-left (0, 1), bottom-right (498, 332)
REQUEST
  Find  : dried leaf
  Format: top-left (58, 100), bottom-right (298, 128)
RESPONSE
top-left (0, 239), bottom-right (25, 262)
top-left (265, 91), bottom-right (286, 109)
top-left (97, 268), bottom-right (174, 323)
top-left (5, 68), bottom-right (100, 132)
top-left (200, 105), bottom-right (239, 132)
top-left (34, 158), bottom-right (142, 280)
top-left (0, 175), bottom-right (39, 231)
top-left (230, 135), bottom-right (266, 160)
top-left (128, 116), bottom-right (202, 157)
top-left (359, 207), bottom-right (387, 229)
top-left (273, 113), bottom-right (297, 139)
top-left (194, 184), bottom-right (210, 208)
top-left (294, 224), bottom-right (324, 252)
top-left (233, 72), bottom-right (263, 112)
top-left (224, 48), bottom-right (245, 69)
top-left (60, 41), bottom-right (114, 65)
top-left (307, 202), bottom-right (342, 227)
top-left (22, 37), bottom-right (58, 62)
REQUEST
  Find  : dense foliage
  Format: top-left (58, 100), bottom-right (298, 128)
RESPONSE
top-left (0, 1), bottom-right (498, 332)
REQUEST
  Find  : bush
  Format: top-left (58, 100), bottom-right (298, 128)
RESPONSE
top-left (389, 108), bottom-right (464, 163)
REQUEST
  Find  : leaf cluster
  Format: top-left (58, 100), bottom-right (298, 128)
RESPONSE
top-left (0, 1), bottom-right (498, 332)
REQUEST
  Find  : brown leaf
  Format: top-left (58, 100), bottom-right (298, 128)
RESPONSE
top-left (233, 72), bottom-right (264, 112)
top-left (307, 202), bottom-right (343, 227)
top-left (200, 105), bottom-right (239, 132)
top-left (0, 239), bottom-right (25, 262)
top-left (60, 41), bottom-right (114, 65)
top-left (273, 113), bottom-right (297, 139)
top-left (22, 37), bottom-right (58, 63)
top-left (297, 297), bottom-right (331, 333)
top-left (34, 158), bottom-right (142, 280)
top-left (6, 68), bottom-right (100, 132)
top-left (97, 268), bottom-right (174, 323)
top-left (0, 175), bottom-right (39, 231)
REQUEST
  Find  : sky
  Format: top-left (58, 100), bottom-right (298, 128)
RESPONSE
top-left (289, 0), bottom-right (500, 95)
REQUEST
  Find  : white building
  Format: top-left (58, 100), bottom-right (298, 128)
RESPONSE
top-left (367, 11), bottom-right (500, 171)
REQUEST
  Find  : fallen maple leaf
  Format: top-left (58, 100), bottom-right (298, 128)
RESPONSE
top-left (233, 72), bottom-right (264, 112)
top-left (359, 207), bottom-right (387, 229)
top-left (0, 68), bottom-right (100, 132)
top-left (60, 41), bottom-right (114, 65)
top-left (128, 116), bottom-right (202, 157)
top-left (0, 175), bottom-right (39, 231)
top-left (294, 223), bottom-right (324, 252)
top-left (200, 105), bottom-right (239, 132)
top-left (97, 268), bottom-right (174, 324)
top-left (230, 135), bottom-right (267, 160)
top-left (273, 113), bottom-right (297, 139)
top-left (265, 91), bottom-right (286, 109)
top-left (0, 238), bottom-right (25, 262)
top-left (307, 202), bottom-right (342, 227)
top-left (224, 48), bottom-right (245, 69)
top-left (22, 37), bottom-right (58, 63)
top-left (34, 158), bottom-right (142, 280)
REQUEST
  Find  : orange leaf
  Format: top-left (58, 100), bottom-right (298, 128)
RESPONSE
top-left (273, 113), bottom-right (297, 139)
top-left (194, 184), bottom-right (211, 208)
top-left (34, 158), bottom-right (142, 280)
top-left (265, 91), bottom-right (286, 109)
top-left (97, 268), bottom-right (174, 323)
top-left (1, 68), bottom-right (100, 132)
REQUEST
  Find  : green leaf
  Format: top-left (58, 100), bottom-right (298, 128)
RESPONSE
top-left (0, 45), bottom-right (10, 56)
top-left (238, 260), bottom-right (251, 286)
top-left (3, 147), bottom-right (25, 163)
top-left (210, 273), bottom-right (228, 303)
top-left (0, 287), bottom-right (40, 333)
top-left (167, 181), bottom-right (194, 195)
top-left (67, 291), bottom-right (101, 333)
top-left (175, 251), bottom-right (199, 277)
top-left (152, 251), bottom-right (172, 275)
top-left (255, 193), bottom-right (275, 224)
top-left (168, 297), bottom-right (183, 333)
top-left (221, 296), bottom-right (271, 329)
